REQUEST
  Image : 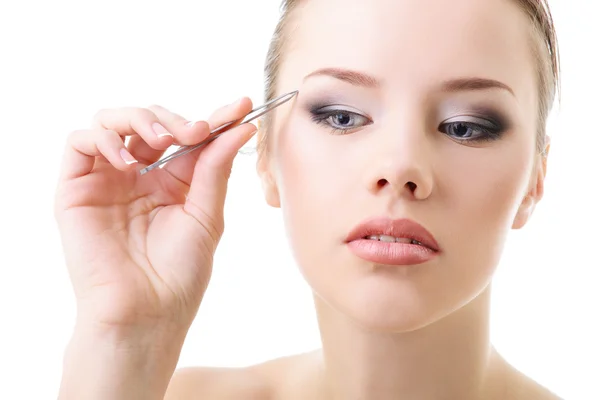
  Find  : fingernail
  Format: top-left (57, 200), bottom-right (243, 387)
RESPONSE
top-left (120, 148), bottom-right (138, 165)
top-left (185, 121), bottom-right (196, 128)
top-left (152, 122), bottom-right (174, 138)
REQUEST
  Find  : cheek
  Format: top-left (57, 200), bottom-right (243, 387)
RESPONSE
top-left (438, 139), bottom-right (535, 273)
top-left (272, 119), bottom-right (355, 275)
top-left (445, 144), bottom-right (532, 226)
top-left (274, 117), bottom-right (354, 207)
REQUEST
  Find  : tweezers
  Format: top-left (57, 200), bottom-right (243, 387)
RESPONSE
top-left (139, 90), bottom-right (299, 175)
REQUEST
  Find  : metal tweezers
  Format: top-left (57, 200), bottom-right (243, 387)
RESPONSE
top-left (139, 90), bottom-right (299, 175)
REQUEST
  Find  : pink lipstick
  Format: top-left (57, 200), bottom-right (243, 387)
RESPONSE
top-left (345, 217), bottom-right (440, 266)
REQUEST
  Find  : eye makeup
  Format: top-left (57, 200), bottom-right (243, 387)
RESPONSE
top-left (298, 81), bottom-right (515, 144)
top-left (438, 118), bottom-right (504, 142)
top-left (309, 103), bottom-right (373, 135)
top-left (303, 93), bottom-right (512, 143)
top-left (437, 105), bottom-right (512, 143)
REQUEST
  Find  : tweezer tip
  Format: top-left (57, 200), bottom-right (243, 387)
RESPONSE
top-left (281, 90), bottom-right (299, 99)
top-left (272, 90), bottom-right (299, 105)
top-left (139, 165), bottom-right (155, 175)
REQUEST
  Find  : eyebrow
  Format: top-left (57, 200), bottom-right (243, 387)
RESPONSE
top-left (441, 77), bottom-right (515, 97)
top-left (303, 67), bottom-right (380, 88)
top-left (303, 67), bottom-right (515, 96)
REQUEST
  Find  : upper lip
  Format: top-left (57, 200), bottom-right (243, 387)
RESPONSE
top-left (345, 217), bottom-right (440, 252)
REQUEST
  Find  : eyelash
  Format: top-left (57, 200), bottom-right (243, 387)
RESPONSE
top-left (440, 120), bottom-right (503, 142)
top-left (309, 108), bottom-right (505, 142)
top-left (310, 108), bottom-right (371, 135)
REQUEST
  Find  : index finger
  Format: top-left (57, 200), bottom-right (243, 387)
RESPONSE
top-left (92, 107), bottom-right (176, 152)
top-left (161, 97), bottom-right (254, 186)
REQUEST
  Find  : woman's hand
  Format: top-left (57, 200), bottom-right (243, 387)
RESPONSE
top-left (54, 98), bottom-right (257, 332)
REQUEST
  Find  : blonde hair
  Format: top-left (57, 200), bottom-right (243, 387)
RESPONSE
top-left (259, 0), bottom-right (560, 156)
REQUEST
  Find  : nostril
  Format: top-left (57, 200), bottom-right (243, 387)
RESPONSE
top-left (377, 179), bottom-right (388, 188)
top-left (406, 181), bottom-right (417, 192)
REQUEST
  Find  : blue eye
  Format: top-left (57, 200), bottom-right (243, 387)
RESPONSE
top-left (330, 112), bottom-right (354, 128)
top-left (439, 120), bottom-right (503, 142)
top-left (309, 104), bottom-right (506, 142)
top-left (310, 107), bottom-right (371, 135)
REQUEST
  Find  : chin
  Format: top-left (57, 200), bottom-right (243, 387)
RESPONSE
top-left (316, 274), bottom-right (457, 334)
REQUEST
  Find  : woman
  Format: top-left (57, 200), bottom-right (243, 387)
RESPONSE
top-left (55, 0), bottom-right (562, 398)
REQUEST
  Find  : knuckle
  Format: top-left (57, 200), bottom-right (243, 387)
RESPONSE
top-left (102, 128), bottom-right (117, 139)
top-left (67, 128), bottom-right (82, 138)
top-left (96, 131), bottom-right (119, 152)
top-left (66, 129), bottom-right (86, 143)
top-left (133, 107), bottom-right (157, 122)
top-left (147, 104), bottom-right (166, 113)
top-left (91, 108), bottom-right (111, 124)
top-left (148, 104), bottom-right (187, 124)
top-left (183, 197), bottom-right (224, 245)
top-left (104, 129), bottom-right (123, 145)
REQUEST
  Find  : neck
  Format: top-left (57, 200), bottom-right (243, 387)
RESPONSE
top-left (314, 285), bottom-right (504, 400)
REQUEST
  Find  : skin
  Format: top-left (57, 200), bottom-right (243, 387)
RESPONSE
top-left (55, 0), bottom-right (560, 399)
top-left (253, 0), bottom-right (555, 398)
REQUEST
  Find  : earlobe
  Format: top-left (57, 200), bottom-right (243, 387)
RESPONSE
top-left (512, 195), bottom-right (534, 229)
top-left (260, 171), bottom-right (281, 208)
top-left (512, 138), bottom-right (550, 230)
top-left (255, 143), bottom-right (281, 208)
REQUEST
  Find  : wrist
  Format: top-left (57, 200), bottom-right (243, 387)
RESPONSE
top-left (73, 317), bottom-right (189, 349)
top-left (59, 322), bottom-right (189, 400)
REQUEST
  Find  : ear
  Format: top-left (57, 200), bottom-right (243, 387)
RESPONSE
top-left (256, 122), bottom-right (281, 208)
top-left (512, 135), bottom-right (550, 229)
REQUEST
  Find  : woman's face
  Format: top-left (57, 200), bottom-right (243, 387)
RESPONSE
top-left (259, 0), bottom-right (546, 331)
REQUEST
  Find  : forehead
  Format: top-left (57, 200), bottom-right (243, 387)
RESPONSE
top-left (281, 0), bottom-right (537, 101)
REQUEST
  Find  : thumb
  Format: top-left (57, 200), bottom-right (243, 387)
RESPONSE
top-left (182, 123), bottom-right (258, 231)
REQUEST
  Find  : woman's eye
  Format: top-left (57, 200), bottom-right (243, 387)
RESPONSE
top-left (439, 120), bottom-right (503, 142)
top-left (309, 106), bottom-right (504, 142)
top-left (310, 108), bottom-right (371, 134)
top-left (445, 122), bottom-right (480, 139)
top-left (331, 112), bottom-right (354, 128)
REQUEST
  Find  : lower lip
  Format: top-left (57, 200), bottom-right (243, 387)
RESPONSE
top-left (347, 239), bottom-right (438, 266)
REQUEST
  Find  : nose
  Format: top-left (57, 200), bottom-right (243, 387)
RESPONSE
top-left (366, 123), bottom-right (434, 201)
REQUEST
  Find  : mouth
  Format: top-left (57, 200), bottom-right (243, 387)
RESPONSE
top-left (345, 217), bottom-right (440, 266)
top-left (362, 235), bottom-right (430, 249)
top-left (346, 217), bottom-right (440, 251)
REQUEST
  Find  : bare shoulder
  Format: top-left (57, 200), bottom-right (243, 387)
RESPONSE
top-left (504, 363), bottom-right (564, 400)
top-left (164, 351), bottom-right (320, 400)
top-left (508, 375), bottom-right (564, 400)
top-left (165, 365), bottom-right (270, 400)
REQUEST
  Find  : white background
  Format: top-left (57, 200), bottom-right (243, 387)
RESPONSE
top-left (0, 1), bottom-right (598, 399)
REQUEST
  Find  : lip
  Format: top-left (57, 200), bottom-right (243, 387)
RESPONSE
top-left (345, 217), bottom-right (440, 266)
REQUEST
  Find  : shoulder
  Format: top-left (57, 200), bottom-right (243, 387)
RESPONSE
top-left (165, 365), bottom-right (271, 400)
top-left (487, 349), bottom-right (563, 400)
top-left (164, 351), bottom-right (320, 400)
top-left (511, 376), bottom-right (563, 400)
top-left (503, 364), bottom-right (563, 400)
top-left (508, 378), bottom-right (563, 400)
